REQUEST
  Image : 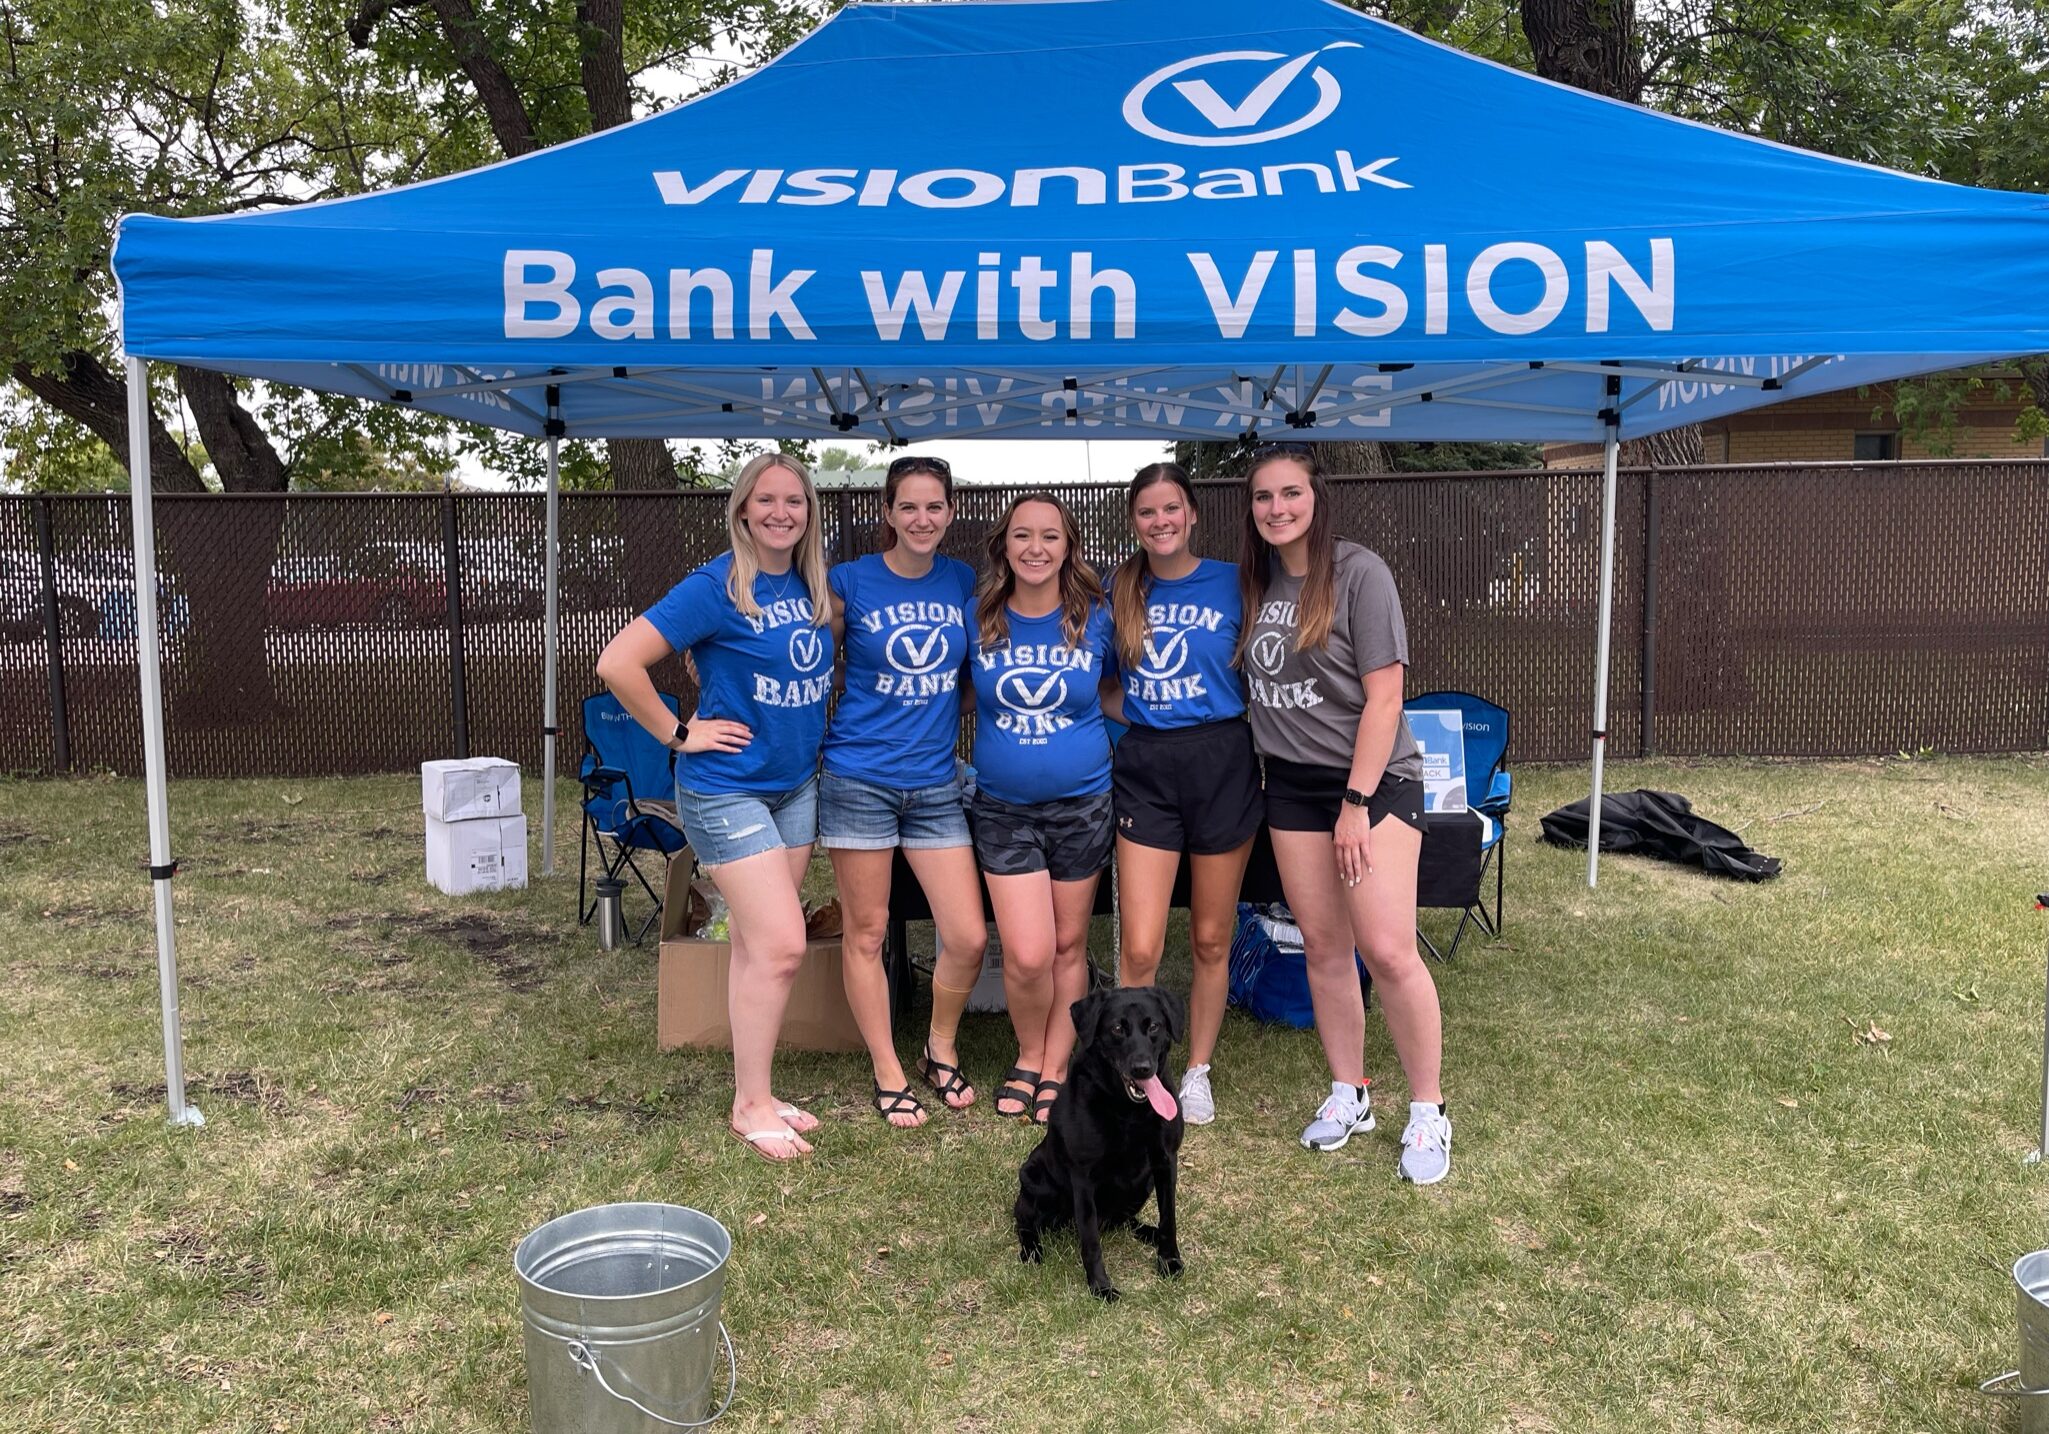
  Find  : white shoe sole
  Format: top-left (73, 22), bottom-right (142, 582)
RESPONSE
top-left (1182, 1107), bottom-right (1215, 1126)
top-left (1300, 1112), bottom-right (1376, 1150)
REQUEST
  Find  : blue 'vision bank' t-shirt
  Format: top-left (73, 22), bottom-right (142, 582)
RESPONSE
top-left (643, 553), bottom-right (834, 794)
top-left (970, 602), bottom-right (1115, 805)
top-left (824, 552), bottom-right (976, 789)
top-left (1119, 558), bottom-right (1247, 729)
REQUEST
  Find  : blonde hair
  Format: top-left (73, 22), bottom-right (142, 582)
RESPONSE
top-left (726, 452), bottom-right (829, 627)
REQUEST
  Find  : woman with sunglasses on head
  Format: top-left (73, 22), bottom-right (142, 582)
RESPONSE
top-left (970, 493), bottom-right (1117, 1125)
top-left (1105, 463), bottom-right (1261, 1127)
top-left (821, 455), bottom-right (985, 1128)
top-left (596, 452), bottom-right (834, 1164)
top-left (1238, 443), bottom-right (1451, 1184)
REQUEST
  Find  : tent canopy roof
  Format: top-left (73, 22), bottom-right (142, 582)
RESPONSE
top-left (113, 0), bottom-right (2049, 442)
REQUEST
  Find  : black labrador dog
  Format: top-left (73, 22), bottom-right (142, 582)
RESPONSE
top-left (1015, 986), bottom-right (1186, 1301)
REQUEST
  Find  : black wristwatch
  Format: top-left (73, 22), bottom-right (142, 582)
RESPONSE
top-left (1341, 786), bottom-right (1371, 808)
top-left (669, 719), bottom-right (690, 751)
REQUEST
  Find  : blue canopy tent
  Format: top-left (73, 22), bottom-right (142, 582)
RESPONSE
top-left (112, 0), bottom-right (2049, 1123)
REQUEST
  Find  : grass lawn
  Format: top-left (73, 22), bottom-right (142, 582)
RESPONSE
top-left (2, 754), bottom-right (2046, 1431)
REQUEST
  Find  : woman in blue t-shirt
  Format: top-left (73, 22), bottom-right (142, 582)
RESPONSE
top-left (1105, 463), bottom-right (1263, 1128)
top-left (821, 455), bottom-right (985, 1128)
top-left (596, 453), bottom-right (835, 1164)
top-left (969, 493), bottom-right (1117, 1125)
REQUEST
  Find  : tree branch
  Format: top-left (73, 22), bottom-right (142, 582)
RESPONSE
top-left (11, 352), bottom-right (208, 493)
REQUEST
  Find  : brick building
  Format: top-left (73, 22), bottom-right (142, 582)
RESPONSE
top-left (1544, 373), bottom-right (2043, 467)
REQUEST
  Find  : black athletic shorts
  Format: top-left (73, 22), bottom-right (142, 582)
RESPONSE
top-left (1262, 757), bottom-right (1427, 835)
top-left (970, 789), bottom-right (1115, 882)
top-left (1112, 717), bottom-right (1265, 855)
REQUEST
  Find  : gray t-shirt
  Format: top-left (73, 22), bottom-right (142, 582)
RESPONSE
top-left (1244, 541), bottom-right (1423, 780)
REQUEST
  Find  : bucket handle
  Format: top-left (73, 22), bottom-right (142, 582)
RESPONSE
top-left (562, 1323), bottom-right (738, 1428)
top-left (1981, 1369), bottom-right (2049, 1398)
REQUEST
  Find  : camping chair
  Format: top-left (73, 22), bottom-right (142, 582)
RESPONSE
top-left (578, 691), bottom-right (689, 945)
top-left (1404, 691), bottom-right (1511, 962)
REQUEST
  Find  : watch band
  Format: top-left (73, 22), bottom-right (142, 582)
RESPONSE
top-left (1341, 786), bottom-right (1371, 808)
top-left (671, 719), bottom-right (690, 749)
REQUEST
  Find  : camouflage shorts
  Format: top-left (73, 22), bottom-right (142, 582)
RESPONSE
top-left (970, 790), bottom-right (1114, 882)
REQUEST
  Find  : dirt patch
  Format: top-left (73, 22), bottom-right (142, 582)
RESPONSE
top-left (348, 867), bottom-right (400, 886)
top-left (409, 913), bottom-right (561, 992)
top-left (395, 1086), bottom-right (443, 1113)
top-left (39, 902), bottom-right (124, 930)
top-left (0, 819), bottom-right (33, 847)
top-left (111, 1069), bottom-right (290, 1115)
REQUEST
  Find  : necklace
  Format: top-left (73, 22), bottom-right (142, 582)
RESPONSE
top-left (760, 564), bottom-right (799, 606)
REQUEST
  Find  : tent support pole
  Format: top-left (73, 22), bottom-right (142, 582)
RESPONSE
top-left (541, 388), bottom-right (563, 876)
top-left (1586, 387), bottom-right (1622, 889)
top-left (126, 356), bottom-right (202, 1129)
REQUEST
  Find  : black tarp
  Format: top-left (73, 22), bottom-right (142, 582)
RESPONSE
top-left (1539, 789), bottom-right (1782, 880)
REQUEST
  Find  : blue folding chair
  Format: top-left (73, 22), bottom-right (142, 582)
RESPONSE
top-left (578, 691), bottom-right (690, 944)
top-left (1405, 691), bottom-right (1511, 961)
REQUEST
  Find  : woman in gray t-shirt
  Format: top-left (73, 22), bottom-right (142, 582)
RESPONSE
top-left (1238, 444), bottom-right (1452, 1186)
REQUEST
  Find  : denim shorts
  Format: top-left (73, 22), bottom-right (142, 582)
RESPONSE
top-left (817, 768), bottom-right (972, 851)
top-left (673, 776), bottom-right (819, 867)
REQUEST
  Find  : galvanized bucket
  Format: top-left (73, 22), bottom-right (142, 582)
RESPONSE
top-left (1981, 1249), bottom-right (2049, 1430)
top-left (515, 1203), bottom-right (736, 1432)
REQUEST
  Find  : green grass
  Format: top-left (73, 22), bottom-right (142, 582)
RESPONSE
top-left (1, 754), bottom-right (2046, 1431)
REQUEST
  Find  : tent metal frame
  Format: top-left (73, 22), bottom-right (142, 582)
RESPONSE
top-left (118, 343), bottom-right (1829, 1127)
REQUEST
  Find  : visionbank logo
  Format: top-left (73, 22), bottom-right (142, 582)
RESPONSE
top-left (1123, 44), bottom-right (1364, 147)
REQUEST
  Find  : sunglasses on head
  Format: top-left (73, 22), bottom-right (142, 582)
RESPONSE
top-left (887, 454), bottom-right (952, 477)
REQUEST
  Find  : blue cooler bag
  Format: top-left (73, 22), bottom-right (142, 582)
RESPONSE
top-left (1227, 903), bottom-right (1370, 1027)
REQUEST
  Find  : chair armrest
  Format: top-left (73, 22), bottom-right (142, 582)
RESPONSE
top-left (1478, 769), bottom-right (1512, 814)
top-left (581, 765), bottom-right (627, 793)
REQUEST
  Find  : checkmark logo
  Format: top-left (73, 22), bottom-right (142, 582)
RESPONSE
top-left (1123, 44), bottom-right (1361, 148)
top-left (1250, 631), bottom-right (1289, 676)
top-left (788, 627), bottom-right (825, 673)
top-left (1138, 627), bottom-right (1190, 680)
top-left (997, 667), bottom-right (1067, 714)
top-left (885, 623), bottom-right (951, 676)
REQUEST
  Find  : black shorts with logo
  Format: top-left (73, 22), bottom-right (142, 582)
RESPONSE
top-left (1112, 717), bottom-right (1266, 855)
top-left (970, 789), bottom-right (1115, 882)
top-left (1262, 757), bottom-right (1427, 835)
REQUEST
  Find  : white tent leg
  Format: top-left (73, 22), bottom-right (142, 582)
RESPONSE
top-left (541, 390), bottom-right (562, 876)
top-left (126, 356), bottom-right (203, 1129)
top-left (1586, 421), bottom-right (1621, 889)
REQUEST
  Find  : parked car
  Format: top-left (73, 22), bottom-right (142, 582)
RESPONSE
top-left (265, 552), bottom-right (444, 628)
top-left (0, 549), bottom-right (188, 640)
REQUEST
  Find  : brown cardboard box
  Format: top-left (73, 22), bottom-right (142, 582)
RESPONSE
top-left (656, 852), bottom-right (864, 1052)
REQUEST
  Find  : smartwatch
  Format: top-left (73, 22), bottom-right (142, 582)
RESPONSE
top-left (669, 719), bottom-right (690, 751)
top-left (1341, 786), bottom-right (1372, 808)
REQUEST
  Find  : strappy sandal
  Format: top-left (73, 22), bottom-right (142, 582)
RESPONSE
top-left (916, 1047), bottom-right (976, 1109)
top-left (1032, 1078), bottom-right (1063, 1126)
top-left (871, 1082), bottom-right (927, 1127)
top-left (993, 1066), bottom-right (1040, 1120)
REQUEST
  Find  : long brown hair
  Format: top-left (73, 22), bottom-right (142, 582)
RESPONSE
top-left (1111, 463), bottom-right (1197, 670)
top-left (976, 492), bottom-right (1103, 649)
top-left (879, 454), bottom-right (954, 552)
top-left (1235, 445), bottom-right (1338, 661)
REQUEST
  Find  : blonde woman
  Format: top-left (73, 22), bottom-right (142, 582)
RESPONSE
top-left (597, 453), bottom-right (835, 1163)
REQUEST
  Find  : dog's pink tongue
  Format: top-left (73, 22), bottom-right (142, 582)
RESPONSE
top-left (1143, 1075), bottom-right (1178, 1120)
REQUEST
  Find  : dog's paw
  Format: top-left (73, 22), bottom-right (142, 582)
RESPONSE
top-left (1155, 1250), bottom-right (1184, 1279)
top-left (1131, 1223), bottom-right (1160, 1248)
top-left (1090, 1281), bottom-right (1122, 1303)
top-left (1019, 1242), bottom-right (1042, 1265)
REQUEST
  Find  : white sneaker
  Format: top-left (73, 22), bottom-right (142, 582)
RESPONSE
top-left (1398, 1103), bottom-right (1452, 1185)
top-left (1179, 1065), bottom-right (1215, 1126)
top-left (1299, 1081), bottom-right (1374, 1151)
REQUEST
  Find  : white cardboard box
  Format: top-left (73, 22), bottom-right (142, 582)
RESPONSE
top-left (421, 757), bottom-right (522, 822)
top-left (425, 813), bottom-right (529, 894)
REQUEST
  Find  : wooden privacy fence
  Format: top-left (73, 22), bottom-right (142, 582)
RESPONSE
top-left (2, 460), bottom-right (2044, 779)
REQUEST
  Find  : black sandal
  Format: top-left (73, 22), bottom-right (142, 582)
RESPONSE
top-left (1032, 1078), bottom-right (1063, 1126)
top-left (872, 1082), bottom-right (926, 1127)
top-left (993, 1066), bottom-right (1040, 1120)
top-left (916, 1047), bottom-right (976, 1109)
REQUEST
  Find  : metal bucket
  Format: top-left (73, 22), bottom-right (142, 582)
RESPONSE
top-left (1981, 1249), bottom-right (2049, 1429)
top-left (515, 1203), bottom-right (736, 1432)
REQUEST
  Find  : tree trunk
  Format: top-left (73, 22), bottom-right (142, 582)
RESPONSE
top-left (577, 0), bottom-right (633, 132)
top-left (10, 353), bottom-right (206, 493)
top-left (1314, 439), bottom-right (1393, 477)
top-left (1519, 0), bottom-right (1642, 101)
